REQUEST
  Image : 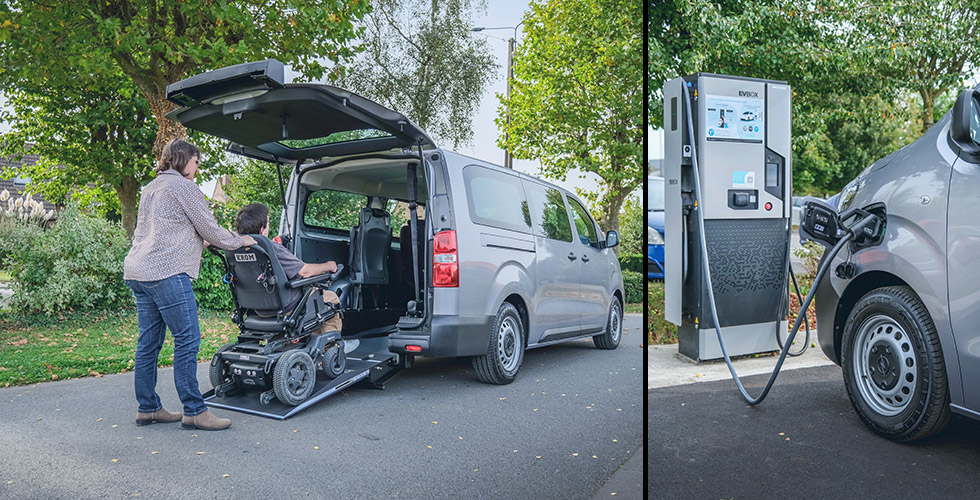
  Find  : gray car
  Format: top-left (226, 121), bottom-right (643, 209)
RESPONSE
top-left (814, 86), bottom-right (980, 441)
top-left (165, 60), bottom-right (624, 385)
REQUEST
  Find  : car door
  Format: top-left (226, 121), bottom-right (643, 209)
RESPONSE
top-left (946, 92), bottom-right (980, 412)
top-left (567, 195), bottom-right (611, 334)
top-left (523, 181), bottom-right (582, 344)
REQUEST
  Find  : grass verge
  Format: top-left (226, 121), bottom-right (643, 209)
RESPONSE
top-left (0, 309), bottom-right (238, 387)
top-left (647, 281), bottom-right (677, 345)
top-left (624, 303), bottom-right (642, 314)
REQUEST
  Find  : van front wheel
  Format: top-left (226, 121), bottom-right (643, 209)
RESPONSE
top-left (593, 298), bottom-right (623, 350)
top-left (473, 303), bottom-right (525, 385)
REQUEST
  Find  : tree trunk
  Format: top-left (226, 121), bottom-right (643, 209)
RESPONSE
top-left (144, 90), bottom-right (186, 159)
top-left (116, 175), bottom-right (140, 239)
top-left (597, 180), bottom-right (630, 256)
top-left (920, 88), bottom-right (936, 135)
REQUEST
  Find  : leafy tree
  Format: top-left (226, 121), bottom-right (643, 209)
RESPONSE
top-left (0, 0), bottom-right (370, 158)
top-left (649, 0), bottom-right (925, 194)
top-left (500, 0), bottom-right (643, 234)
top-left (0, 76), bottom-right (156, 237)
top-left (618, 195), bottom-right (643, 257)
top-left (332, 0), bottom-right (497, 148)
top-left (0, 0), bottom-right (370, 235)
top-left (852, 0), bottom-right (980, 133)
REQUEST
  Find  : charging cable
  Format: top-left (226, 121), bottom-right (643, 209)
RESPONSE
top-left (681, 83), bottom-right (874, 404)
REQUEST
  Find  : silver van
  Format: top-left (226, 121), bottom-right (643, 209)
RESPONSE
top-left (166, 60), bottom-right (625, 385)
top-left (814, 86), bottom-right (980, 440)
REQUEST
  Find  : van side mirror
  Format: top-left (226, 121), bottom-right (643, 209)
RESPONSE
top-left (949, 88), bottom-right (980, 155)
top-left (603, 230), bottom-right (620, 249)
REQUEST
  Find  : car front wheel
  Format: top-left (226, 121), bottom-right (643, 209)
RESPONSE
top-left (593, 298), bottom-right (622, 350)
top-left (841, 286), bottom-right (951, 441)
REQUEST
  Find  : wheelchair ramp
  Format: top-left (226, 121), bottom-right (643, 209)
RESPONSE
top-left (202, 338), bottom-right (402, 420)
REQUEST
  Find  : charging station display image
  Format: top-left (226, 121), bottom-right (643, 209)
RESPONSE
top-left (704, 94), bottom-right (764, 142)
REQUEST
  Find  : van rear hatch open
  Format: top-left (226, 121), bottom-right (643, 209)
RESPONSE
top-left (165, 59), bottom-right (434, 161)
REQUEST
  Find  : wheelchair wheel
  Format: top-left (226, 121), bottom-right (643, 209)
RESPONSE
top-left (209, 342), bottom-right (236, 391)
top-left (322, 341), bottom-right (347, 379)
top-left (273, 350), bottom-right (317, 406)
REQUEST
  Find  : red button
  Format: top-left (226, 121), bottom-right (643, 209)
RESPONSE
top-left (765, 202), bottom-right (773, 211)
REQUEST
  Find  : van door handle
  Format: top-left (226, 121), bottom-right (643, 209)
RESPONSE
top-left (581, 255), bottom-right (590, 262)
top-left (567, 252), bottom-right (577, 261)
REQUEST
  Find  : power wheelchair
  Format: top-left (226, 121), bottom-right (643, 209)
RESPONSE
top-left (208, 235), bottom-right (347, 406)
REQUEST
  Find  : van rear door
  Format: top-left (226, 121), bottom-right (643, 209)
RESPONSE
top-left (165, 59), bottom-right (435, 161)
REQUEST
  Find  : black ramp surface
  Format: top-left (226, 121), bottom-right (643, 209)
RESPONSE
top-left (204, 357), bottom-right (381, 419)
top-left (648, 365), bottom-right (980, 500)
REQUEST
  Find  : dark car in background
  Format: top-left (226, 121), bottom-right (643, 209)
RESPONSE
top-left (647, 175), bottom-right (665, 280)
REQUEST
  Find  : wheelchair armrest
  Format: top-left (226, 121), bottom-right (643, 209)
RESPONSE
top-left (286, 263), bottom-right (345, 289)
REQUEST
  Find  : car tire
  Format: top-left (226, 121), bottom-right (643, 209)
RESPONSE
top-left (273, 350), bottom-right (317, 406)
top-left (841, 286), bottom-right (952, 441)
top-left (472, 303), bottom-right (525, 385)
top-left (593, 298), bottom-right (623, 350)
top-left (208, 342), bottom-right (236, 391)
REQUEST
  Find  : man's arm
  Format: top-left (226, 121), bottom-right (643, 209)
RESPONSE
top-left (297, 260), bottom-right (338, 278)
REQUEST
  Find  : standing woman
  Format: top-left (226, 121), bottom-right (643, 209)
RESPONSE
top-left (123, 139), bottom-right (255, 431)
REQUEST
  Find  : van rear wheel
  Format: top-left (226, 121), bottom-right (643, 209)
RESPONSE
top-left (473, 303), bottom-right (525, 385)
top-left (593, 298), bottom-right (622, 350)
top-left (841, 286), bottom-right (951, 441)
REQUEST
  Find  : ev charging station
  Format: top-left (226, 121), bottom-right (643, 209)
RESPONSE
top-left (663, 73), bottom-right (793, 362)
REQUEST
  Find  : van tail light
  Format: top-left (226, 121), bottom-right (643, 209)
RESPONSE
top-left (432, 230), bottom-right (458, 287)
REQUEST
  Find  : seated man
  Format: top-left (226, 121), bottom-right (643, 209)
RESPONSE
top-left (235, 203), bottom-right (341, 335)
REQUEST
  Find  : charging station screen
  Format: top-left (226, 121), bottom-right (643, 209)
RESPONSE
top-left (704, 94), bottom-right (764, 143)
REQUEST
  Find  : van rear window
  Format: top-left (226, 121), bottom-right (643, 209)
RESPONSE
top-left (462, 166), bottom-right (532, 234)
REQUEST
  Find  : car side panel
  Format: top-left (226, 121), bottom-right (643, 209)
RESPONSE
top-left (822, 119), bottom-right (963, 407)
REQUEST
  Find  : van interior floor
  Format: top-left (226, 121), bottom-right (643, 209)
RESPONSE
top-left (202, 337), bottom-right (403, 420)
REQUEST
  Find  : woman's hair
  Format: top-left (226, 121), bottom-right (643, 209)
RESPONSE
top-left (157, 139), bottom-right (201, 174)
top-left (236, 203), bottom-right (270, 235)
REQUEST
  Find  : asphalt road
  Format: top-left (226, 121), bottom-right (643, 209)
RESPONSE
top-left (648, 364), bottom-right (980, 500)
top-left (0, 314), bottom-right (643, 500)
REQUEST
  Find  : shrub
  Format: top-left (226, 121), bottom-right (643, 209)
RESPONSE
top-left (192, 250), bottom-right (235, 311)
top-left (0, 205), bottom-right (132, 314)
top-left (622, 269), bottom-right (643, 304)
top-left (618, 253), bottom-right (644, 274)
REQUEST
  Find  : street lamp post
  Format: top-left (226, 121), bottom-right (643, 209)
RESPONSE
top-left (472, 22), bottom-right (524, 169)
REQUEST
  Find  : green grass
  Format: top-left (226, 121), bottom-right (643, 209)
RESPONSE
top-left (0, 309), bottom-right (238, 387)
top-left (0, 270), bottom-right (11, 282)
top-left (647, 281), bottom-right (677, 345)
top-left (624, 303), bottom-right (642, 314)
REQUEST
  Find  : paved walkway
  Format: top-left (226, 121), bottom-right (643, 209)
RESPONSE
top-left (648, 332), bottom-right (835, 390)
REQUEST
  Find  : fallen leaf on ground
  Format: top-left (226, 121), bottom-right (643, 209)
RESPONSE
top-left (222, 474), bottom-right (230, 478)
top-left (196, 452), bottom-right (206, 455)
top-left (111, 459), bottom-right (119, 462)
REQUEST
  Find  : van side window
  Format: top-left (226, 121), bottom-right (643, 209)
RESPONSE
top-left (462, 166), bottom-right (532, 233)
top-left (568, 198), bottom-right (599, 246)
top-left (303, 189), bottom-right (367, 231)
top-left (524, 182), bottom-right (573, 242)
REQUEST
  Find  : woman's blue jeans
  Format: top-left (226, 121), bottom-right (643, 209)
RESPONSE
top-left (126, 274), bottom-right (207, 417)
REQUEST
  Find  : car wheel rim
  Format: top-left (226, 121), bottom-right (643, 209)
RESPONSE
top-left (496, 316), bottom-right (521, 373)
top-left (610, 304), bottom-right (622, 342)
top-left (852, 314), bottom-right (917, 416)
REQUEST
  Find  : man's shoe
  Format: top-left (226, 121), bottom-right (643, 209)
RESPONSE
top-left (181, 410), bottom-right (231, 431)
top-left (136, 408), bottom-right (183, 426)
